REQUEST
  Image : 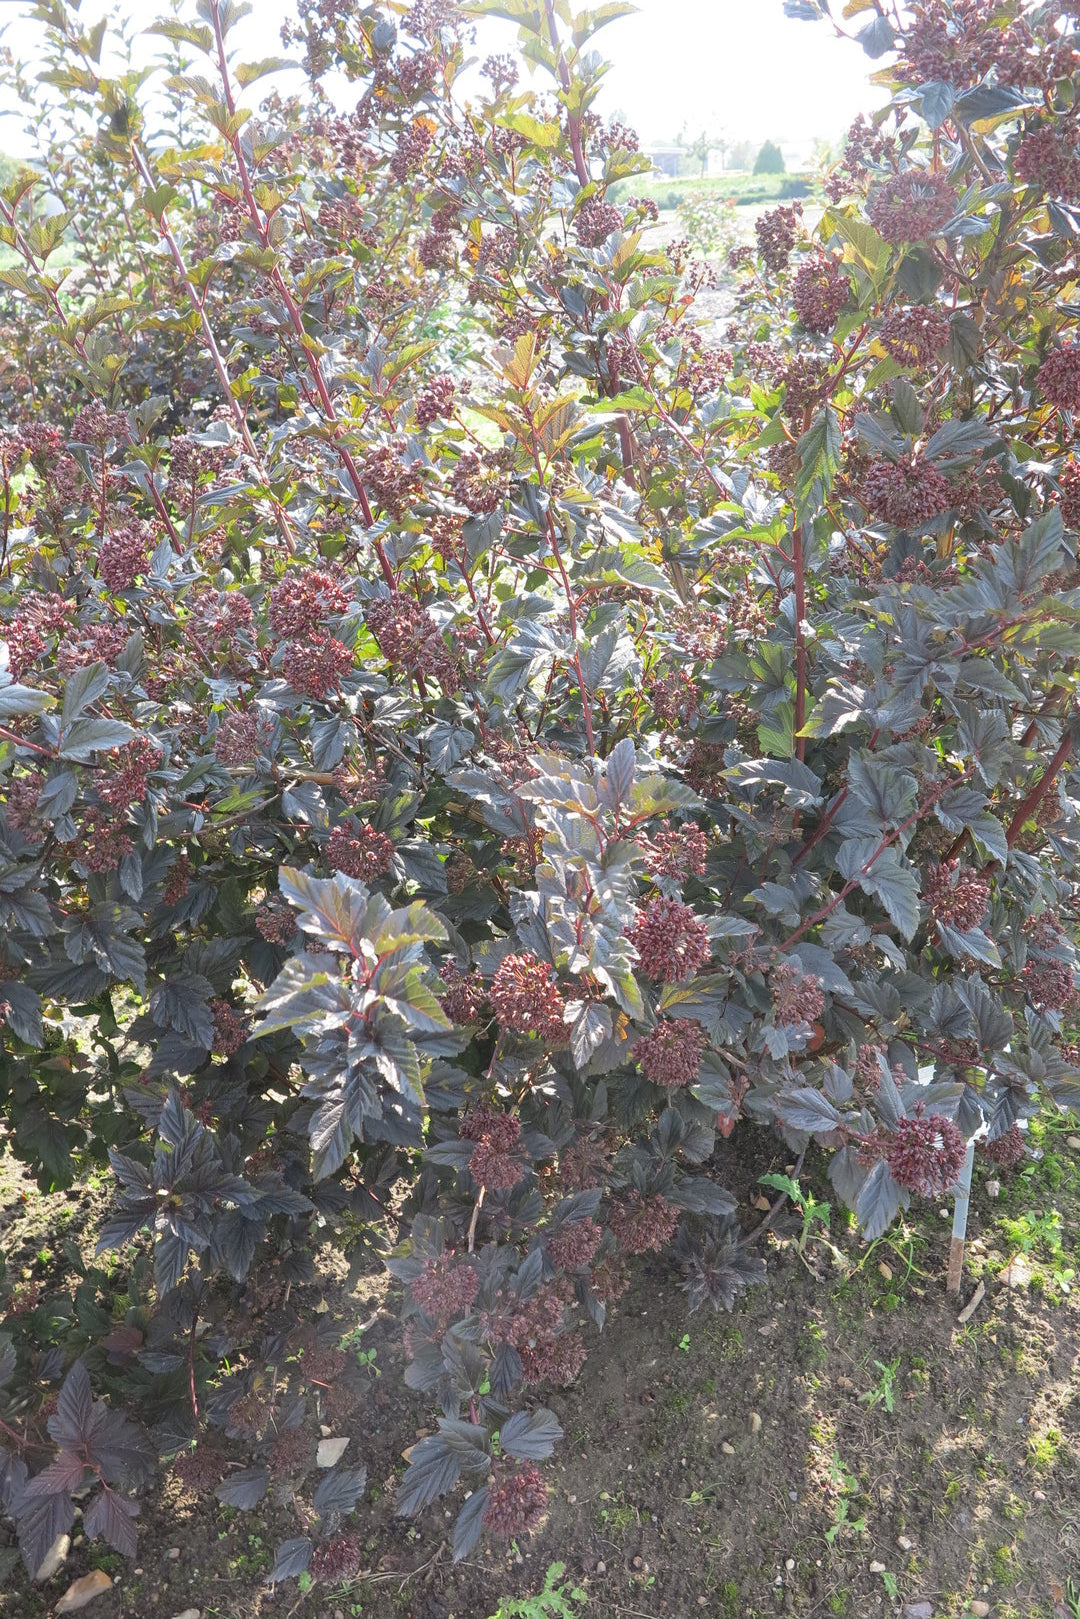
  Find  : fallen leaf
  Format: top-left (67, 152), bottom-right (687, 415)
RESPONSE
top-left (55, 1571), bottom-right (112, 1614)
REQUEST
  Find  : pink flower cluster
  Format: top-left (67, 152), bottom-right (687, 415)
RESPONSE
top-left (880, 304), bottom-right (950, 369)
top-left (211, 999), bottom-right (250, 1057)
top-left (792, 253), bottom-right (851, 334)
top-left (100, 523), bottom-right (152, 592)
top-left (282, 634), bottom-right (353, 698)
top-left (771, 962), bottom-right (825, 1027)
top-left (411, 1253), bottom-right (480, 1321)
top-left (924, 861), bottom-right (991, 933)
top-left (367, 595), bottom-right (460, 692)
top-left (101, 739), bottom-right (161, 810)
top-left (439, 961), bottom-right (488, 1024)
top-left (547, 1216), bottom-right (602, 1271)
top-left (214, 710), bottom-right (261, 766)
top-left (863, 454), bottom-right (952, 528)
top-left (980, 1123), bottom-right (1025, 1169)
top-left (639, 821), bottom-right (709, 883)
top-left (867, 170), bottom-right (957, 244)
top-left (1039, 344), bottom-right (1080, 411)
top-left (754, 203), bottom-right (803, 273)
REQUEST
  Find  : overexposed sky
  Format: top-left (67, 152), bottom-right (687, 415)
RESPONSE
top-left (0, 0), bottom-right (885, 158)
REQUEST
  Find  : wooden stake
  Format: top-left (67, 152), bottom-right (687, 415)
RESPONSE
top-left (946, 1138), bottom-right (976, 1296)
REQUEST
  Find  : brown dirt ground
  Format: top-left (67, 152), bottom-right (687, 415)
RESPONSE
top-left (1, 1119), bottom-right (1078, 1619)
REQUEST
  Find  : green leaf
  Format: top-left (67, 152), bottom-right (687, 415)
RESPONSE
top-left (59, 718), bottom-right (138, 761)
top-left (0, 680), bottom-right (54, 720)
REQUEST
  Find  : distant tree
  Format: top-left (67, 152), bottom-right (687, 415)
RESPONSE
top-left (679, 127), bottom-right (725, 177)
top-left (754, 139), bottom-right (786, 174)
top-left (728, 138), bottom-right (757, 171)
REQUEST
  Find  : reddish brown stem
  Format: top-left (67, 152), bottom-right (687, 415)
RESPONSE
top-left (1004, 731), bottom-right (1074, 850)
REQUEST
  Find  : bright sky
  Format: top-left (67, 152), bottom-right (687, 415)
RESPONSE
top-left (0, 0), bottom-right (886, 158)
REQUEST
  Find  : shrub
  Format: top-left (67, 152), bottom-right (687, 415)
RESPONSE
top-left (754, 139), bottom-right (787, 174)
top-left (0, 0), bottom-right (1078, 1584)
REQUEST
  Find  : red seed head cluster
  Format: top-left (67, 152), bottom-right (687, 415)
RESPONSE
top-left (854, 1043), bottom-right (888, 1090)
top-left (282, 633), bottom-right (353, 699)
top-left (489, 952), bottom-right (567, 1040)
top-left (628, 897), bottom-right (710, 983)
top-left (547, 1216), bottom-right (602, 1271)
top-left (169, 434), bottom-right (226, 488)
top-left (415, 375), bottom-right (456, 428)
top-left (880, 304), bottom-right (951, 369)
top-left (980, 1122), bottom-right (1026, 1169)
top-left (1021, 956), bottom-right (1079, 1014)
top-left (362, 443), bottom-right (425, 518)
top-left (1038, 344), bottom-right (1080, 410)
top-left (214, 710), bottom-right (261, 766)
top-left (1058, 460), bottom-right (1080, 528)
top-left (609, 1190), bottom-right (679, 1255)
top-left (439, 961), bottom-right (488, 1024)
top-left (863, 454), bottom-right (953, 527)
top-left (792, 253), bottom-right (851, 333)
top-left (639, 821), bottom-right (709, 884)
top-left (771, 962), bottom-right (825, 1027)
top-left (256, 900), bottom-right (298, 944)
top-left (366, 595), bottom-right (460, 693)
top-left (754, 202), bottom-right (803, 272)
top-left (327, 823), bottom-right (395, 882)
top-left (885, 1104), bottom-right (967, 1197)
top-left (867, 170), bottom-right (957, 243)
top-left (411, 1253), bottom-right (480, 1321)
top-left (648, 669), bottom-right (700, 728)
top-left (268, 566), bottom-right (349, 637)
top-left (100, 523), bottom-right (152, 593)
top-left (633, 1018), bottom-right (708, 1088)
top-left (450, 449), bottom-right (509, 515)
top-left (211, 999), bottom-right (249, 1057)
top-left (100, 739), bottom-right (161, 809)
top-left (390, 114), bottom-right (437, 180)
top-left (1015, 123), bottom-right (1080, 200)
top-left (73, 808), bottom-right (133, 874)
top-left (482, 1462), bottom-right (547, 1538)
top-left (520, 1329), bottom-right (586, 1387)
top-left (460, 1104), bottom-right (525, 1192)
top-left (924, 860), bottom-right (991, 932)
top-left (576, 197), bottom-right (623, 247)
top-left (163, 855), bottom-right (192, 907)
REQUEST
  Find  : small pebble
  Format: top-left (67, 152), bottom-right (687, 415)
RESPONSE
top-left (721, 1441), bottom-right (736, 1455)
top-left (870, 1560), bottom-right (887, 1575)
top-left (986, 1179), bottom-right (1001, 1199)
top-left (969, 1604), bottom-right (990, 1618)
top-left (785, 1558), bottom-right (795, 1571)
top-left (750, 1411), bottom-right (762, 1434)
top-left (170, 1610), bottom-right (202, 1619)
top-left (1033, 1487), bottom-right (1046, 1501)
top-left (167, 1548), bottom-right (181, 1561)
top-left (902, 1603), bottom-right (934, 1619)
top-left (1066, 1135), bottom-right (1080, 1150)
top-left (897, 1534), bottom-right (913, 1551)
top-left (595, 1561), bottom-right (606, 1576)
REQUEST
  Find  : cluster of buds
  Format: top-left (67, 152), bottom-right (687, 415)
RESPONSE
top-left (214, 710), bottom-right (261, 766)
top-left (268, 565), bottom-right (349, 637)
top-left (211, 999), bottom-right (250, 1057)
top-left (546, 1216), bottom-right (603, 1272)
top-left (362, 444), bottom-right (425, 518)
top-left (885, 1105), bottom-right (967, 1198)
top-left (771, 962), bottom-right (825, 1027)
top-left (5, 594), bottom-right (71, 678)
top-left (609, 1190), bottom-right (679, 1255)
top-left (100, 523), bottom-right (152, 593)
top-left (638, 821), bottom-right (709, 884)
top-left (189, 587), bottom-right (255, 644)
top-left (576, 197), bottom-right (623, 246)
top-left (854, 1044), bottom-right (889, 1091)
top-left (1021, 956), bottom-right (1079, 1015)
top-left (414, 374), bottom-right (456, 428)
top-left (754, 202), bottom-right (802, 272)
top-left (72, 403), bottom-right (128, 448)
top-left (411, 1253), bottom-right (480, 1322)
top-left (628, 897), bottom-right (710, 983)
top-left (481, 52), bottom-right (519, 94)
top-left (880, 304), bottom-right (951, 369)
top-left (327, 823), bottom-right (395, 882)
top-left (633, 1018), bottom-right (708, 1089)
top-left (792, 253), bottom-right (851, 333)
top-left (439, 961), bottom-right (488, 1024)
top-left (825, 114), bottom-right (898, 201)
top-left (1015, 122), bottom-right (1080, 200)
top-left (683, 739), bottom-right (727, 797)
top-left (556, 1132), bottom-right (612, 1193)
top-left (3, 771), bottom-right (45, 835)
top-left (170, 1443), bottom-right (226, 1495)
top-left (282, 633), bottom-right (353, 699)
top-left (390, 114), bottom-right (438, 180)
top-left (460, 1105), bottom-right (526, 1192)
top-left (1038, 343), bottom-right (1080, 411)
top-left (168, 434), bottom-right (227, 493)
top-left (863, 454), bottom-right (953, 528)
top-left (1058, 460), bottom-right (1080, 529)
top-left (256, 900), bottom-right (298, 945)
top-left (489, 952), bottom-right (567, 1040)
top-left (72, 808), bottom-right (133, 874)
top-left (867, 170), bottom-right (957, 243)
top-left (58, 621), bottom-right (130, 676)
top-left (482, 1462), bottom-right (547, 1538)
top-left (101, 739), bottom-right (161, 810)
top-left (924, 860), bottom-right (991, 933)
top-left (980, 1123), bottom-right (1026, 1169)
top-left (648, 670), bottom-right (700, 727)
top-left (450, 449), bottom-right (509, 515)
top-left (163, 854), bottom-right (193, 907)
top-left (366, 595), bottom-right (460, 693)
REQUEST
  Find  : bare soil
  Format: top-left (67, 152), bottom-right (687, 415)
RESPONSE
top-left (1, 1120), bottom-right (1078, 1619)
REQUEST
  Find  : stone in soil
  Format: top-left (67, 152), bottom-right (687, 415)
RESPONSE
top-left (55, 1570), bottom-right (113, 1613)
